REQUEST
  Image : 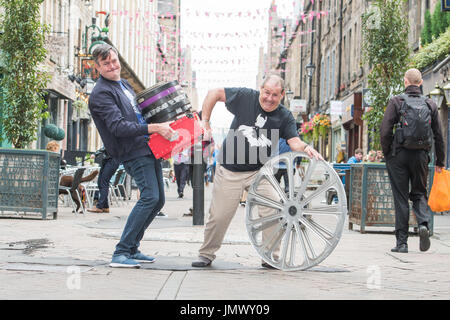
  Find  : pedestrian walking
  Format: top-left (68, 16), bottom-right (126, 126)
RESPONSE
top-left (381, 68), bottom-right (445, 253)
top-left (173, 148), bottom-right (190, 198)
top-left (89, 44), bottom-right (176, 268)
top-left (88, 147), bottom-right (120, 213)
top-left (191, 73), bottom-right (322, 269)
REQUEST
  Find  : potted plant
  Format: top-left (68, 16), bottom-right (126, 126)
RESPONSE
top-left (300, 120), bottom-right (314, 144)
top-left (312, 113), bottom-right (331, 139)
top-left (0, 0), bottom-right (58, 219)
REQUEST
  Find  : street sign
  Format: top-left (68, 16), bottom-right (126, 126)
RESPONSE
top-left (289, 99), bottom-right (307, 113)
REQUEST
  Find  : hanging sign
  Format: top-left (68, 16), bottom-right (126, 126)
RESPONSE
top-left (81, 59), bottom-right (100, 81)
top-left (330, 100), bottom-right (344, 115)
top-left (290, 99), bottom-right (307, 114)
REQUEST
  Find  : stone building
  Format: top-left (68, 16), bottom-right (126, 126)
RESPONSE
top-left (156, 0), bottom-right (181, 83)
top-left (180, 47), bottom-right (199, 110)
top-left (7, 0), bottom-right (160, 157)
top-left (36, 0), bottom-right (93, 153)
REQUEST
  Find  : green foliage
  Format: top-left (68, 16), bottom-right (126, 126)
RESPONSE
top-left (423, 4), bottom-right (450, 45)
top-left (411, 27), bottom-right (450, 70)
top-left (0, 0), bottom-right (50, 149)
top-left (431, 4), bottom-right (447, 39)
top-left (361, 0), bottom-right (410, 150)
top-left (421, 10), bottom-right (432, 46)
top-left (73, 100), bottom-right (88, 111)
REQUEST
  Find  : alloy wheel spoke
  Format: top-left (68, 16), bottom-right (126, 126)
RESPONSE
top-left (294, 222), bottom-right (312, 266)
top-left (302, 205), bottom-right (342, 216)
top-left (280, 223), bottom-right (292, 269)
top-left (260, 166), bottom-right (288, 203)
top-left (296, 159), bottom-right (317, 197)
top-left (248, 191), bottom-right (284, 211)
top-left (299, 216), bottom-right (333, 247)
top-left (302, 176), bottom-right (337, 205)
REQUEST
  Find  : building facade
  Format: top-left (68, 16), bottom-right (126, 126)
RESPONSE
top-left (156, 0), bottom-right (181, 83)
top-left (267, 0), bottom-right (447, 162)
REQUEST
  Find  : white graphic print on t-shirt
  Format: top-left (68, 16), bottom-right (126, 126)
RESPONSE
top-left (237, 114), bottom-right (272, 147)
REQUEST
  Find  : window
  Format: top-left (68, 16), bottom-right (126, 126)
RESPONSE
top-left (326, 55), bottom-right (330, 102)
top-left (320, 59), bottom-right (325, 105)
top-left (331, 50), bottom-right (336, 98)
top-left (347, 29), bottom-right (352, 83)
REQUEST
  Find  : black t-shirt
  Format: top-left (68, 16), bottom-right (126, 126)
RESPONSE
top-left (219, 87), bottom-right (299, 172)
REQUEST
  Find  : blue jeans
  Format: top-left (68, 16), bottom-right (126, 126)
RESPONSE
top-left (97, 157), bottom-right (120, 209)
top-left (113, 154), bottom-right (165, 257)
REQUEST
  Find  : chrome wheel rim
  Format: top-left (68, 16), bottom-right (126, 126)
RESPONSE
top-left (245, 152), bottom-right (347, 271)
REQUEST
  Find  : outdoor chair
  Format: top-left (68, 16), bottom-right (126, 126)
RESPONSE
top-left (59, 167), bottom-right (86, 215)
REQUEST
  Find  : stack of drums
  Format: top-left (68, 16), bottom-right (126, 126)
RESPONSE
top-left (135, 80), bottom-right (192, 124)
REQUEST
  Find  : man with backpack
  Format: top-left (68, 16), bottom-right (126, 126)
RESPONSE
top-left (381, 68), bottom-right (445, 254)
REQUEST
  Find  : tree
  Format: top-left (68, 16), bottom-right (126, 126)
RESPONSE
top-left (0, 0), bottom-right (50, 149)
top-left (362, 0), bottom-right (410, 150)
top-left (431, 4), bottom-right (442, 39)
top-left (421, 10), bottom-right (432, 46)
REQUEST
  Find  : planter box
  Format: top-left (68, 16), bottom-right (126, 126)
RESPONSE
top-left (348, 163), bottom-right (434, 234)
top-left (0, 149), bottom-right (60, 219)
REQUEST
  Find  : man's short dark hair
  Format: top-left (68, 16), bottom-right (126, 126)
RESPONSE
top-left (92, 44), bottom-right (119, 64)
top-left (260, 72), bottom-right (285, 92)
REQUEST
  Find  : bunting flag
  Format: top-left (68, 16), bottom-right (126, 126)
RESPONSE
top-left (100, 0), bottom-right (327, 92)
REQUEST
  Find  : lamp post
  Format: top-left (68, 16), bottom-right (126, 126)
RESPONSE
top-left (306, 63), bottom-right (316, 117)
top-left (429, 83), bottom-right (450, 168)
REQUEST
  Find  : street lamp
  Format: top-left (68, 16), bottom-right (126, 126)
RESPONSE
top-left (443, 82), bottom-right (450, 105)
top-left (305, 63), bottom-right (316, 78)
top-left (429, 84), bottom-right (444, 109)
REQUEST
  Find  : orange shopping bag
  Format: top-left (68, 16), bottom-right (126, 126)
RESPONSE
top-left (428, 169), bottom-right (450, 212)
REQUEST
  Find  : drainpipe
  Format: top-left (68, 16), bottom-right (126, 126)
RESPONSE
top-left (315, 0), bottom-right (322, 113)
top-left (307, 1), bottom-right (315, 117)
top-left (337, 0), bottom-right (343, 98)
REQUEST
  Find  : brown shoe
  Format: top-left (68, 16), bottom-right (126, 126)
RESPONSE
top-left (102, 208), bottom-right (110, 213)
top-left (87, 207), bottom-right (103, 213)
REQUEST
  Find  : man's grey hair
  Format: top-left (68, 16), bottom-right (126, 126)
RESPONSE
top-left (260, 72), bottom-right (285, 92)
top-left (92, 44), bottom-right (119, 64)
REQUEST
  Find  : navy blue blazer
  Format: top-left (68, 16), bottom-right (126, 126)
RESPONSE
top-left (88, 76), bottom-right (151, 163)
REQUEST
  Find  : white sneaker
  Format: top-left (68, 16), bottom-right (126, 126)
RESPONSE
top-left (156, 211), bottom-right (168, 218)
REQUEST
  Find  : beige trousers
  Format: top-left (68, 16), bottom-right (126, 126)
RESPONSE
top-left (198, 164), bottom-right (280, 261)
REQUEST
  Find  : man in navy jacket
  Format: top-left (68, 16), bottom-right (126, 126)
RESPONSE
top-left (89, 44), bottom-right (175, 268)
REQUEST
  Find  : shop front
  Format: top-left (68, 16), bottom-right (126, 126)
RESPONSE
top-left (341, 92), bottom-right (363, 159)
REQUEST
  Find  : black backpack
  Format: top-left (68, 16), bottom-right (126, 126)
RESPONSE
top-left (395, 93), bottom-right (432, 151)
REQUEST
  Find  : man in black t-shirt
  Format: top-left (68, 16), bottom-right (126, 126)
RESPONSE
top-left (192, 74), bottom-right (322, 269)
